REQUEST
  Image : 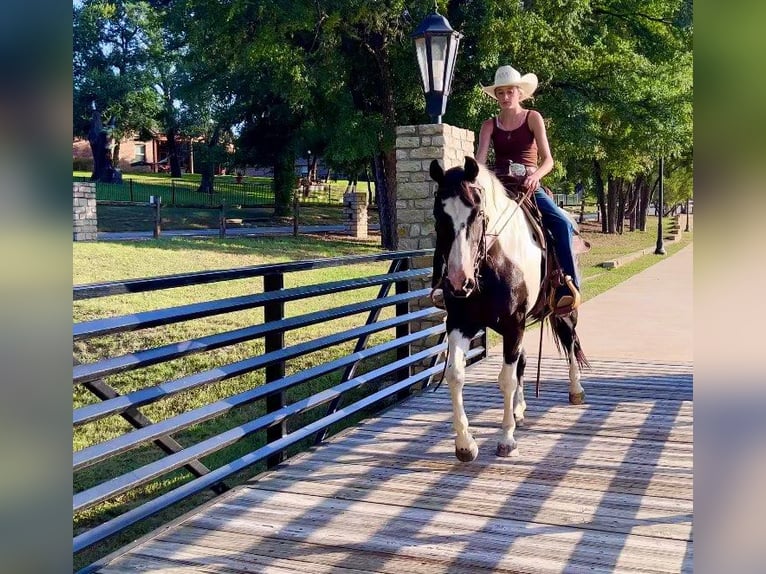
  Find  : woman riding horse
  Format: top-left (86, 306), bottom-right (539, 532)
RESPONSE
top-left (432, 65), bottom-right (581, 316)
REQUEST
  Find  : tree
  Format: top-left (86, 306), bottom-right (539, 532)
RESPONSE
top-left (73, 1), bottom-right (162, 163)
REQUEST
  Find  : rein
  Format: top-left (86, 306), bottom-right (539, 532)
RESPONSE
top-left (470, 182), bottom-right (535, 261)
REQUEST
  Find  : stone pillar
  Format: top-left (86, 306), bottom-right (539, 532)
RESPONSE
top-left (395, 123), bottom-right (475, 360)
top-left (343, 191), bottom-right (368, 238)
top-left (73, 182), bottom-right (98, 241)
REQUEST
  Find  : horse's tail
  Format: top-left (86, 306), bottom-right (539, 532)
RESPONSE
top-left (548, 313), bottom-right (590, 369)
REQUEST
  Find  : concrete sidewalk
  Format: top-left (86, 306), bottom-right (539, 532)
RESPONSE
top-left (523, 244), bottom-right (693, 363)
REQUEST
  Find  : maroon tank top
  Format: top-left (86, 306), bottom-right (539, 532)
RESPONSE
top-left (491, 112), bottom-right (538, 174)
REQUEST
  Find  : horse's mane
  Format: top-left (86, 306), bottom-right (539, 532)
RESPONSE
top-left (474, 162), bottom-right (518, 228)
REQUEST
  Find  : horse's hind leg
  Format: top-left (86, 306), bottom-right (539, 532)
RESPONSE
top-left (514, 348), bottom-right (527, 427)
top-left (497, 336), bottom-right (523, 457)
top-left (552, 315), bottom-right (585, 404)
top-left (446, 329), bottom-right (478, 462)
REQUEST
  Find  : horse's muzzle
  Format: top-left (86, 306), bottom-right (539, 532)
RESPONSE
top-left (448, 277), bottom-right (476, 298)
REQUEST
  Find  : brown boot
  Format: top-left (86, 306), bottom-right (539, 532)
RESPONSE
top-left (553, 275), bottom-right (581, 316)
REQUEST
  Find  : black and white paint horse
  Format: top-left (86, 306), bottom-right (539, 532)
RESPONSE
top-left (430, 156), bottom-right (587, 462)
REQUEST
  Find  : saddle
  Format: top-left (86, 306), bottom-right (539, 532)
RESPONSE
top-left (498, 176), bottom-right (588, 320)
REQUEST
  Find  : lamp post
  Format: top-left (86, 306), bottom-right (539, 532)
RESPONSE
top-left (655, 156), bottom-right (666, 255)
top-left (411, 5), bottom-right (463, 124)
top-left (685, 197), bottom-right (691, 232)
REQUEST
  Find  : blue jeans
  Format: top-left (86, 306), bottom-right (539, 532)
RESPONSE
top-left (534, 189), bottom-right (580, 295)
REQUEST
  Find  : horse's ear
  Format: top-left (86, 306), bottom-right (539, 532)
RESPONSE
top-left (464, 156), bottom-right (479, 181)
top-left (429, 160), bottom-right (444, 184)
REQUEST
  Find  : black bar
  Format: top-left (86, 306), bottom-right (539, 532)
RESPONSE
top-left (395, 257), bottom-right (411, 400)
top-left (219, 203), bottom-right (226, 239)
top-left (263, 273), bottom-right (285, 468)
top-left (129, 179), bottom-right (134, 202)
top-left (78, 365), bottom-right (228, 495)
top-left (74, 250), bottom-right (432, 300)
top-left (314, 258), bottom-right (403, 445)
top-left (74, 268), bottom-right (428, 341)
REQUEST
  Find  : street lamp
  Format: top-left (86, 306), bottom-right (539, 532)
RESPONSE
top-left (411, 4), bottom-right (463, 124)
top-left (655, 156), bottom-right (666, 255)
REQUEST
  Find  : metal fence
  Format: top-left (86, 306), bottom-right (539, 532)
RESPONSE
top-left (73, 250), bottom-right (486, 567)
top-left (73, 177), bottom-right (345, 207)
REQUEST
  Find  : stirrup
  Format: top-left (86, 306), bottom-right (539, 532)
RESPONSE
top-left (550, 275), bottom-right (581, 316)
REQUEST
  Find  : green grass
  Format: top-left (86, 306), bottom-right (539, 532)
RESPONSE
top-left (72, 224), bottom-right (692, 571)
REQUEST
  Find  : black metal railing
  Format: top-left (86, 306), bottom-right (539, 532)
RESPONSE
top-left (73, 249), bottom-right (486, 565)
top-left (74, 177), bottom-right (345, 207)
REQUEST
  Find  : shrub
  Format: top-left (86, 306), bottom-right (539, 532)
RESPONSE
top-left (73, 157), bottom-right (93, 172)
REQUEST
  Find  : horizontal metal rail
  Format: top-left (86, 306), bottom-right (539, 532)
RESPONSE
top-left (74, 339), bottom-right (464, 512)
top-left (73, 324), bottom-right (446, 470)
top-left (74, 288), bottom-right (430, 386)
top-left (73, 344), bottom-right (483, 555)
top-left (74, 250), bottom-right (432, 300)
top-left (73, 308), bottom-right (441, 428)
top-left (74, 268), bottom-right (427, 340)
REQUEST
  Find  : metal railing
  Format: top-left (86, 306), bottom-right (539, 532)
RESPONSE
top-left (74, 177), bottom-right (345, 207)
top-left (73, 250), bottom-right (486, 565)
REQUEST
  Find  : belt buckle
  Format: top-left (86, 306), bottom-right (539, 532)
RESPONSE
top-left (508, 162), bottom-right (527, 177)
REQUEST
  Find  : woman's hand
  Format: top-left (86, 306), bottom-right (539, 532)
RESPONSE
top-left (523, 173), bottom-right (541, 193)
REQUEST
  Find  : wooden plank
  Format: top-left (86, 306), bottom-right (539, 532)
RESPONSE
top-left (91, 355), bottom-right (693, 574)
top-left (288, 447), bottom-right (693, 500)
top-left (175, 489), bottom-right (691, 573)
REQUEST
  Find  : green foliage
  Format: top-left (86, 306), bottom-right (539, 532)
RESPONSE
top-left (73, 0), bottom-right (692, 232)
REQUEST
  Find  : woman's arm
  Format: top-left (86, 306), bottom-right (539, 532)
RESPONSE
top-left (524, 110), bottom-right (554, 192)
top-left (475, 118), bottom-right (493, 165)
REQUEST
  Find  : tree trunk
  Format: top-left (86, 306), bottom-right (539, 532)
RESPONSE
top-left (167, 127), bottom-right (182, 178)
top-left (606, 175), bottom-right (618, 234)
top-left (374, 152), bottom-right (397, 250)
top-left (592, 160), bottom-right (607, 234)
top-left (197, 126), bottom-right (221, 195)
top-left (273, 151), bottom-right (296, 216)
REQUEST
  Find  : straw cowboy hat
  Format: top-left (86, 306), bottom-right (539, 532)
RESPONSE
top-left (481, 65), bottom-right (538, 101)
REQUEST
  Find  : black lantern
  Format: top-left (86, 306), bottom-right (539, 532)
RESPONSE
top-left (411, 7), bottom-right (462, 124)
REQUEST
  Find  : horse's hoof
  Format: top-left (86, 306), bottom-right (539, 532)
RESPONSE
top-left (569, 391), bottom-right (586, 405)
top-left (455, 443), bottom-right (479, 462)
top-left (514, 416), bottom-right (524, 427)
top-left (496, 441), bottom-right (518, 457)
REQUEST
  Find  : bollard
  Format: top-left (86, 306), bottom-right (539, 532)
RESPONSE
top-left (292, 188), bottom-right (299, 237)
top-left (152, 196), bottom-right (162, 238)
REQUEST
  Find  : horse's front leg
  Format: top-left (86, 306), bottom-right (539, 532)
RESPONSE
top-left (445, 329), bottom-right (478, 462)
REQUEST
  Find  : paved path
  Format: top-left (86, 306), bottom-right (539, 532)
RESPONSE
top-left (523, 244), bottom-right (693, 363)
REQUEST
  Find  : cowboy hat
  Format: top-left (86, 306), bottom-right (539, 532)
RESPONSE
top-left (481, 65), bottom-right (538, 101)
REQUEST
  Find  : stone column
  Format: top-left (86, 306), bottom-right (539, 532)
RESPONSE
top-left (73, 182), bottom-right (98, 241)
top-left (395, 123), bottom-right (475, 361)
top-left (343, 191), bottom-right (368, 238)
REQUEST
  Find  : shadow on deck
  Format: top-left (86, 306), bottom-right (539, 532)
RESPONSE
top-left (90, 355), bottom-right (693, 574)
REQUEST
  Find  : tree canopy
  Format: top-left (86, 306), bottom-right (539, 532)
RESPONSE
top-left (73, 0), bottom-right (692, 242)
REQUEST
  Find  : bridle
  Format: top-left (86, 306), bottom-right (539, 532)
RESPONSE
top-left (462, 181), bottom-right (536, 282)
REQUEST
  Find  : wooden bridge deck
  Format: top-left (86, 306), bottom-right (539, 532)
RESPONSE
top-left (92, 355), bottom-right (693, 573)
